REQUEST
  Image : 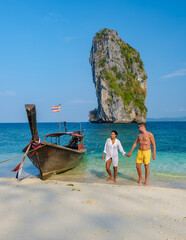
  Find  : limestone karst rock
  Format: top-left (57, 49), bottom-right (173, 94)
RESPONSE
top-left (89, 28), bottom-right (147, 123)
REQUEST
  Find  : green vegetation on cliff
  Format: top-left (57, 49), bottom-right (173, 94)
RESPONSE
top-left (101, 68), bottom-right (147, 113)
top-left (98, 56), bottom-right (106, 67)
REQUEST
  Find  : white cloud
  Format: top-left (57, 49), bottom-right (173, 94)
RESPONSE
top-left (64, 36), bottom-right (74, 42)
top-left (6, 91), bottom-right (16, 96)
top-left (178, 107), bottom-right (186, 112)
top-left (68, 100), bottom-right (96, 104)
top-left (48, 12), bottom-right (62, 21)
top-left (42, 12), bottom-right (68, 23)
top-left (161, 68), bottom-right (186, 79)
top-left (164, 106), bottom-right (186, 113)
top-left (0, 91), bottom-right (16, 97)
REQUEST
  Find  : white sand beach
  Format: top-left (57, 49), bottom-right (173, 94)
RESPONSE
top-left (0, 178), bottom-right (185, 240)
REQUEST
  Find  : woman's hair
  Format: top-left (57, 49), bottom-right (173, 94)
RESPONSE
top-left (111, 130), bottom-right (118, 136)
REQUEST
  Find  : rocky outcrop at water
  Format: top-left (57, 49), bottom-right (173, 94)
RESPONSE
top-left (89, 28), bottom-right (148, 123)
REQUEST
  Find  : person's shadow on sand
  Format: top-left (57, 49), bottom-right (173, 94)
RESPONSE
top-left (117, 172), bottom-right (137, 183)
top-left (90, 170), bottom-right (137, 183)
top-left (90, 170), bottom-right (107, 179)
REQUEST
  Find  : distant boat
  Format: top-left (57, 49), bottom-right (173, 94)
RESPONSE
top-left (23, 104), bottom-right (87, 180)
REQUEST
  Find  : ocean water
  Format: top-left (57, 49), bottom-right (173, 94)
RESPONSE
top-left (0, 122), bottom-right (186, 188)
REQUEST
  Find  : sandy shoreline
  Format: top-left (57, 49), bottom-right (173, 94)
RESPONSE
top-left (0, 177), bottom-right (186, 240)
top-left (49, 170), bottom-right (186, 190)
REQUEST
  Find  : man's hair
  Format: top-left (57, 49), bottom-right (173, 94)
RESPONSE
top-left (111, 130), bottom-right (118, 136)
top-left (139, 123), bottom-right (146, 129)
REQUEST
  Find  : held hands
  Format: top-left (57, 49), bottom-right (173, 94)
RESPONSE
top-left (125, 152), bottom-right (132, 157)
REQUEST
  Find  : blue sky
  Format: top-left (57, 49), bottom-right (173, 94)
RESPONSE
top-left (0, 0), bottom-right (186, 122)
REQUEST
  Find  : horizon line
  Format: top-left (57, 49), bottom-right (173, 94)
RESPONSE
top-left (0, 120), bottom-right (186, 124)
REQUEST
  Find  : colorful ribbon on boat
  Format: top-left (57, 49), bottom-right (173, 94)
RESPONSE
top-left (11, 139), bottom-right (42, 180)
top-left (11, 141), bottom-right (32, 180)
top-left (30, 139), bottom-right (42, 157)
top-left (32, 138), bottom-right (41, 147)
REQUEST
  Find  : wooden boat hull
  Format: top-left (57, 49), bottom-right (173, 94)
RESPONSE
top-left (23, 141), bottom-right (86, 180)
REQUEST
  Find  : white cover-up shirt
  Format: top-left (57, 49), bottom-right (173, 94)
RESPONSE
top-left (103, 138), bottom-right (126, 167)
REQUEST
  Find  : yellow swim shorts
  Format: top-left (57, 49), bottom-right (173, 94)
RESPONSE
top-left (136, 149), bottom-right (151, 165)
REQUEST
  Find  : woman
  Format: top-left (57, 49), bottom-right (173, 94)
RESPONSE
top-left (102, 130), bottom-right (126, 182)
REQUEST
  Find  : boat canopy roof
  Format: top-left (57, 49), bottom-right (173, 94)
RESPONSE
top-left (44, 132), bottom-right (83, 138)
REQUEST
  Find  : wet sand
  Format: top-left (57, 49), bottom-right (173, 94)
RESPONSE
top-left (49, 169), bottom-right (186, 190)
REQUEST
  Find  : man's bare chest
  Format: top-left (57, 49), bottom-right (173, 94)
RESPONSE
top-left (139, 134), bottom-right (150, 143)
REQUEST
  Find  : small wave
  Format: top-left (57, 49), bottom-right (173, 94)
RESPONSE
top-left (154, 172), bottom-right (186, 178)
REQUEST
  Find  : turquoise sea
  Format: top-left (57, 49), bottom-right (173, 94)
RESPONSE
top-left (0, 122), bottom-right (186, 189)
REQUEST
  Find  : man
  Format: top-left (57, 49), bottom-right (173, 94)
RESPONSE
top-left (126, 123), bottom-right (156, 186)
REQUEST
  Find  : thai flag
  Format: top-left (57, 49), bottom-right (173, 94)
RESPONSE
top-left (51, 105), bottom-right (61, 112)
top-left (12, 162), bottom-right (22, 179)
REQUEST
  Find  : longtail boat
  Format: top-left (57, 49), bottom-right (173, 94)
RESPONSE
top-left (23, 104), bottom-right (87, 180)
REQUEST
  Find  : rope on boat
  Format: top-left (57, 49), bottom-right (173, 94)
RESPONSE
top-left (0, 144), bottom-right (45, 165)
